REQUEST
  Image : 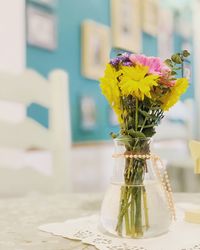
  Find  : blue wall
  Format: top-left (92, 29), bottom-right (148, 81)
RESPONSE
top-left (27, 0), bottom-right (193, 142)
top-left (27, 0), bottom-right (112, 142)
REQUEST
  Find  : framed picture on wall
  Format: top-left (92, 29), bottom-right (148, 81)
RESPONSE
top-left (142, 0), bottom-right (159, 36)
top-left (158, 8), bottom-right (174, 59)
top-left (81, 20), bottom-right (110, 80)
top-left (80, 96), bottom-right (97, 131)
top-left (174, 10), bottom-right (192, 40)
top-left (27, 5), bottom-right (57, 50)
top-left (111, 0), bottom-right (141, 53)
top-left (28, 0), bottom-right (57, 9)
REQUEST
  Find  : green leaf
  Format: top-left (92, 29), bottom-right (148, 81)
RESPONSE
top-left (128, 129), bottom-right (145, 138)
top-left (144, 124), bottom-right (155, 129)
top-left (121, 131), bottom-right (146, 139)
top-left (138, 115), bottom-right (144, 125)
top-left (131, 131), bottom-right (146, 138)
top-left (139, 109), bottom-right (150, 117)
top-left (173, 67), bottom-right (182, 70)
top-left (127, 116), bottom-right (134, 125)
top-left (171, 71), bottom-right (177, 75)
top-left (164, 59), bottom-right (173, 67)
top-left (143, 127), bottom-right (156, 137)
top-left (117, 135), bottom-right (132, 146)
top-left (110, 132), bottom-right (118, 139)
top-left (127, 129), bottom-right (136, 136)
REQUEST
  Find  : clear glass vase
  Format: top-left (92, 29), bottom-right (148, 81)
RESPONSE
top-left (100, 137), bottom-right (173, 239)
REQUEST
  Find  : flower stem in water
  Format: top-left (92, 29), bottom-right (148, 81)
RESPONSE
top-left (143, 187), bottom-right (149, 229)
top-left (135, 186), bottom-right (143, 237)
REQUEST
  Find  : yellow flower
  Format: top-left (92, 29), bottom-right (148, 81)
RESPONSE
top-left (99, 64), bottom-right (122, 122)
top-left (119, 65), bottom-right (159, 100)
top-left (161, 78), bottom-right (189, 111)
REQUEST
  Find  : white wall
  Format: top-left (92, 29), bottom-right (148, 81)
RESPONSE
top-left (71, 143), bottom-right (114, 192)
top-left (0, 0), bottom-right (25, 73)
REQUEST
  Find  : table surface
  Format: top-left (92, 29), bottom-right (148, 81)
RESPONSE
top-left (1, 193), bottom-right (200, 250)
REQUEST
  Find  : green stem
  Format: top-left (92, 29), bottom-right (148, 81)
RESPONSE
top-left (125, 202), bottom-right (130, 235)
top-left (130, 188), bottom-right (135, 236)
top-left (181, 62), bottom-right (184, 77)
top-left (124, 187), bottom-right (130, 235)
top-left (142, 124), bottom-right (155, 129)
top-left (135, 186), bottom-right (143, 237)
top-left (135, 99), bottom-right (138, 131)
top-left (142, 187), bottom-right (149, 229)
top-left (139, 116), bottom-right (148, 132)
top-left (116, 186), bottom-right (132, 235)
top-left (139, 105), bottom-right (153, 132)
top-left (116, 186), bottom-right (125, 235)
top-left (116, 143), bottom-right (149, 238)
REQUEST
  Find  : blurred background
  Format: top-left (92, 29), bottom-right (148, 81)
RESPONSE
top-left (0, 0), bottom-right (199, 196)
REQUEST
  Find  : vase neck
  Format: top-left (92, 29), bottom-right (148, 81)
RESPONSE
top-left (111, 137), bottom-right (155, 186)
top-left (114, 137), bottom-right (152, 155)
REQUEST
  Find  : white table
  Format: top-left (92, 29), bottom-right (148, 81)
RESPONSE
top-left (0, 193), bottom-right (200, 250)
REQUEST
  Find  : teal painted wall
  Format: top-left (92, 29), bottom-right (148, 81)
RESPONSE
top-left (27, 0), bottom-right (111, 142)
top-left (27, 0), bottom-right (193, 142)
top-left (173, 32), bottom-right (194, 99)
top-left (142, 33), bottom-right (158, 56)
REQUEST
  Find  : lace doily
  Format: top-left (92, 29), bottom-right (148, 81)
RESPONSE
top-left (39, 203), bottom-right (200, 250)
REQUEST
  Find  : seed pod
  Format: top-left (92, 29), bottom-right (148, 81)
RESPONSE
top-left (171, 54), bottom-right (183, 64)
top-left (182, 50), bottom-right (190, 57)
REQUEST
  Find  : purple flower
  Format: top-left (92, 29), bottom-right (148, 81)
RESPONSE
top-left (110, 57), bottom-right (121, 67)
top-left (119, 52), bottom-right (130, 61)
top-left (122, 61), bottom-right (133, 66)
top-left (110, 53), bottom-right (133, 67)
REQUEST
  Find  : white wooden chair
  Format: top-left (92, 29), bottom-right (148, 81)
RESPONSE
top-left (0, 69), bottom-right (71, 196)
top-left (153, 99), bottom-right (199, 192)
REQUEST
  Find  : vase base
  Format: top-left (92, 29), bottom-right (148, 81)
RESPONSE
top-left (100, 221), bottom-right (170, 239)
top-left (100, 182), bottom-right (172, 239)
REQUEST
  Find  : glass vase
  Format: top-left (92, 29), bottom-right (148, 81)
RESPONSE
top-left (100, 137), bottom-right (174, 239)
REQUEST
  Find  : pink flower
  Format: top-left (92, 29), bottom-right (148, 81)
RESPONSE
top-left (159, 77), bottom-right (176, 87)
top-left (129, 54), bottom-right (170, 76)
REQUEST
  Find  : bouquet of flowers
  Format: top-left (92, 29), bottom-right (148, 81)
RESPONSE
top-left (99, 51), bottom-right (190, 237)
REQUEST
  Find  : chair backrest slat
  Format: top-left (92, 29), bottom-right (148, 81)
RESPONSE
top-left (0, 69), bottom-right (51, 106)
top-left (0, 69), bottom-right (71, 195)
